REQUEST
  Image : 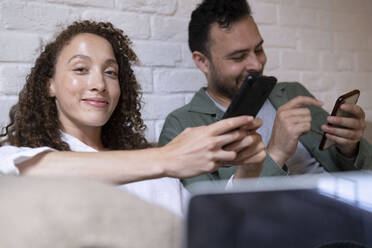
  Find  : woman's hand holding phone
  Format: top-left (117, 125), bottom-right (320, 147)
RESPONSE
top-left (219, 74), bottom-right (275, 178)
top-left (223, 118), bottom-right (267, 178)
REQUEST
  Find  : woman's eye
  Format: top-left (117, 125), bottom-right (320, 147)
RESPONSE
top-left (73, 67), bottom-right (87, 74)
top-left (105, 70), bottom-right (118, 77)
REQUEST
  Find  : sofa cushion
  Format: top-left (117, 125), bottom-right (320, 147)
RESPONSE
top-left (0, 176), bottom-right (181, 248)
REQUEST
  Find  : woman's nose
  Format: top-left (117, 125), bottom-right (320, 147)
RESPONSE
top-left (89, 71), bottom-right (106, 92)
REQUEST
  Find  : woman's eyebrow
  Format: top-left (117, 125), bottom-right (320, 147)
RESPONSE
top-left (104, 58), bottom-right (118, 66)
top-left (68, 54), bottom-right (91, 63)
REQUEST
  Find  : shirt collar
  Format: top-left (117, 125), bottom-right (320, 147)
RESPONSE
top-left (60, 131), bottom-right (97, 152)
top-left (188, 87), bottom-right (225, 119)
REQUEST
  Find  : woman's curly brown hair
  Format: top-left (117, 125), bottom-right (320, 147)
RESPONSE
top-left (0, 20), bottom-right (150, 150)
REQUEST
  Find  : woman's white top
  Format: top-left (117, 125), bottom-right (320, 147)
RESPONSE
top-left (0, 132), bottom-right (189, 216)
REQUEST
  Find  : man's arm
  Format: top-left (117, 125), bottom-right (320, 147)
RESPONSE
top-left (259, 154), bottom-right (288, 176)
top-left (329, 138), bottom-right (372, 171)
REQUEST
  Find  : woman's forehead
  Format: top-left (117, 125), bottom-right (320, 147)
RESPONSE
top-left (57, 33), bottom-right (116, 63)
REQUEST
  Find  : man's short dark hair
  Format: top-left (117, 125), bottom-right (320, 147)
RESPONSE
top-left (188, 0), bottom-right (252, 57)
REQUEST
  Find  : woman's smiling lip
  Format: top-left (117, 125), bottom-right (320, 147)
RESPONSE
top-left (82, 98), bottom-right (109, 108)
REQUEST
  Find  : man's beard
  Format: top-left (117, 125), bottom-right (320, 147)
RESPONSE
top-left (209, 66), bottom-right (239, 100)
top-left (213, 79), bottom-right (238, 100)
top-left (209, 63), bottom-right (264, 100)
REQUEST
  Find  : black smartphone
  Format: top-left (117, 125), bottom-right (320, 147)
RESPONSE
top-left (222, 74), bottom-right (277, 119)
top-left (319, 89), bottom-right (360, 150)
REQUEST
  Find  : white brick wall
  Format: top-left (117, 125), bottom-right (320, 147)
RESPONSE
top-left (0, 0), bottom-right (371, 143)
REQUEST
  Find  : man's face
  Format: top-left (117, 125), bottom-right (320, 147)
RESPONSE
top-left (206, 16), bottom-right (267, 100)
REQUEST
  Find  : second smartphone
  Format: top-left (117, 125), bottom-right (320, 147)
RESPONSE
top-left (319, 89), bottom-right (360, 150)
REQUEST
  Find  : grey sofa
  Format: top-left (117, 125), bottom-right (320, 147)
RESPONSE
top-left (0, 176), bottom-right (181, 248)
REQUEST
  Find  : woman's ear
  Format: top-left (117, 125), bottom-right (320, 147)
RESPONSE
top-left (192, 51), bottom-right (210, 76)
top-left (48, 78), bottom-right (56, 97)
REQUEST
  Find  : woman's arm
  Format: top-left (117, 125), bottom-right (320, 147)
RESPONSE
top-left (19, 116), bottom-right (261, 184)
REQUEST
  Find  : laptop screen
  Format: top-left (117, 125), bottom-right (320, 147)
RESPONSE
top-left (186, 173), bottom-right (372, 248)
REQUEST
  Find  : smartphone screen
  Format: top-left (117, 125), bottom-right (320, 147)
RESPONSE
top-left (222, 74), bottom-right (277, 119)
top-left (319, 89), bottom-right (360, 150)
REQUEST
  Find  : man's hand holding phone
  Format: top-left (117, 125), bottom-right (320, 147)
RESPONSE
top-left (320, 90), bottom-right (366, 157)
top-left (267, 96), bottom-right (324, 168)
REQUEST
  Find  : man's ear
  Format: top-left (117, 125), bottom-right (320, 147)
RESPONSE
top-left (192, 51), bottom-right (210, 75)
top-left (48, 78), bottom-right (56, 97)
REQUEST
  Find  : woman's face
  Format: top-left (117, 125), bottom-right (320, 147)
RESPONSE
top-left (49, 33), bottom-right (121, 133)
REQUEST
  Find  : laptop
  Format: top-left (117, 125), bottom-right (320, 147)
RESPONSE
top-left (186, 173), bottom-right (372, 248)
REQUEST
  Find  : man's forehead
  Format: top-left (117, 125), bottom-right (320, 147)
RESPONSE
top-left (207, 16), bottom-right (262, 53)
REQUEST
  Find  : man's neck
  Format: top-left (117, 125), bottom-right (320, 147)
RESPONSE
top-left (206, 87), bottom-right (231, 108)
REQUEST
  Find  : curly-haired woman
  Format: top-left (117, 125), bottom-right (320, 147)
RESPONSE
top-left (0, 20), bottom-right (266, 215)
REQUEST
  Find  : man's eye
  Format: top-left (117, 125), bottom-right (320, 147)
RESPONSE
top-left (231, 55), bottom-right (245, 62)
top-left (255, 47), bottom-right (264, 54)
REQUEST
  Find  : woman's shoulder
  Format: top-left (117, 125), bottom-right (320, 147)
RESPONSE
top-left (0, 144), bottom-right (54, 153)
top-left (0, 145), bottom-right (56, 175)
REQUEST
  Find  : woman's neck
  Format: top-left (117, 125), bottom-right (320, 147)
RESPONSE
top-left (61, 125), bottom-right (104, 151)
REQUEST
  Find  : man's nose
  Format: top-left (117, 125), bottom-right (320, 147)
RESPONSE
top-left (245, 53), bottom-right (263, 73)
